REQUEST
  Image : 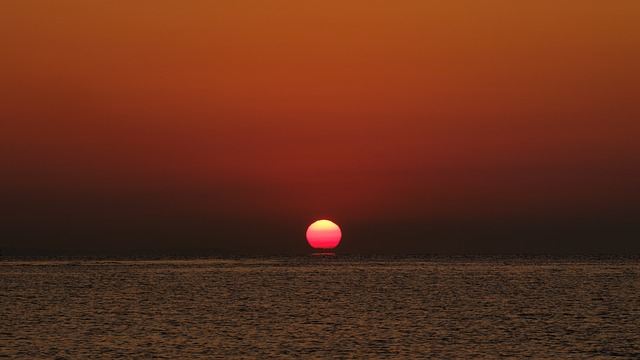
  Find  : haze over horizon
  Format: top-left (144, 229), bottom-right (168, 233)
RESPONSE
top-left (1, 1), bottom-right (639, 254)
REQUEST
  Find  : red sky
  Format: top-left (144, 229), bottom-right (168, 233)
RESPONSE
top-left (1, 1), bottom-right (639, 253)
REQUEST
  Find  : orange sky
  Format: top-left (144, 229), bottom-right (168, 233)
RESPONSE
top-left (1, 1), bottom-right (639, 253)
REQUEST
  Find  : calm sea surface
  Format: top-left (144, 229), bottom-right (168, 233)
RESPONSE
top-left (1, 255), bottom-right (639, 358)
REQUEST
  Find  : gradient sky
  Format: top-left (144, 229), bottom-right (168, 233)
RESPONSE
top-left (1, 1), bottom-right (639, 254)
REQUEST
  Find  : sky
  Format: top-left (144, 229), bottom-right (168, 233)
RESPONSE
top-left (1, 1), bottom-right (639, 254)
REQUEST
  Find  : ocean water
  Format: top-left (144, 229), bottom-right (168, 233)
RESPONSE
top-left (1, 255), bottom-right (639, 358)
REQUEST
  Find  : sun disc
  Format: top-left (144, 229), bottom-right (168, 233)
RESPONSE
top-left (306, 220), bottom-right (342, 249)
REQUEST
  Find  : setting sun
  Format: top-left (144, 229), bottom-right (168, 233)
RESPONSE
top-left (306, 220), bottom-right (342, 249)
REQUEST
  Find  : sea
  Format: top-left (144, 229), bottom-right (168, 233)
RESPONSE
top-left (1, 255), bottom-right (639, 358)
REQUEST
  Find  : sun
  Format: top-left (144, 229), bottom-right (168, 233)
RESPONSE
top-left (306, 220), bottom-right (342, 249)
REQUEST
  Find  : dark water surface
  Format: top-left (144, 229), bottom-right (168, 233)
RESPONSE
top-left (1, 255), bottom-right (639, 358)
